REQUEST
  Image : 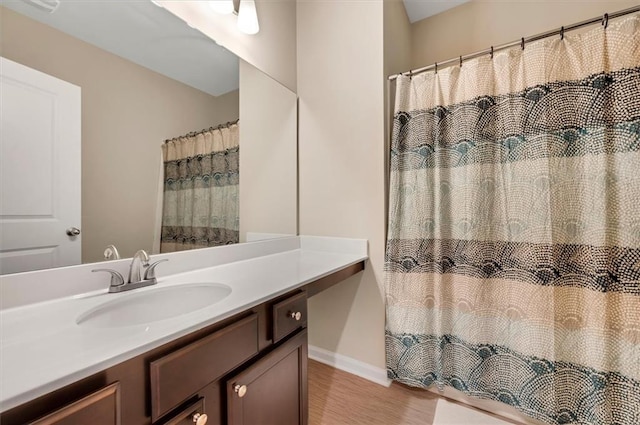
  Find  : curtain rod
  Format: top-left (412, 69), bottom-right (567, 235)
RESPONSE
top-left (388, 5), bottom-right (640, 81)
top-left (164, 119), bottom-right (239, 144)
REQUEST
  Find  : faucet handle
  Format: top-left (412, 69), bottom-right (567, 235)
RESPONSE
top-left (92, 268), bottom-right (125, 289)
top-left (143, 259), bottom-right (168, 281)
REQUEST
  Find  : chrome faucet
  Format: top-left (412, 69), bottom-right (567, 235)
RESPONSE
top-left (128, 249), bottom-right (150, 284)
top-left (92, 250), bottom-right (168, 293)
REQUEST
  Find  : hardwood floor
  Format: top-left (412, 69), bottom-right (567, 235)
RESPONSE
top-left (308, 360), bottom-right (526, 425)
top-left (308, 359), bottom-right (439, 425)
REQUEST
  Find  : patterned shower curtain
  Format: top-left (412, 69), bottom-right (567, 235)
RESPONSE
top-left (160, 123), bottom-right (239, 252)
top-left (385, 14), bottom-right (640, 425)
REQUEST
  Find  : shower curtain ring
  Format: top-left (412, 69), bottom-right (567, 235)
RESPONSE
top-left (435, 62), bottom-right (438, 74)
top-left (602, 13), bottom-right (609, 29)
top-left (490, 46), bottom-right (494, 59)
top-left (521, 37), bottom-right (525, 50)
top-left (560, 26), bottom-right (565, 40)
top-left (459, 56), bottom-right (463, 67)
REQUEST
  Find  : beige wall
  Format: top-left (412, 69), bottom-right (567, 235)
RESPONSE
top-left (297, 0), bottom-right (411, 372)
top-left (162, 0), bottom-right (297, 92)
top-left (239, 59), bottom-right (297, 242)
top-left (384, 0), bottom-right (412, 233)
top-left (411, 0), bottom-right (639, 69)
top-left (1, 7), bottom-right (239, 263)
top-left (297, 0), bottom-right (388, 369)
top-left (384, 0), bottom-right (413, 77)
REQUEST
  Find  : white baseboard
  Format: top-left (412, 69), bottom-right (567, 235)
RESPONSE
top-left (308, 345), bottom-right (392, 387)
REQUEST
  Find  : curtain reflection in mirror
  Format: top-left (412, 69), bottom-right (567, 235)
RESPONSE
top-left (160, 123), bottom-right (239, 252)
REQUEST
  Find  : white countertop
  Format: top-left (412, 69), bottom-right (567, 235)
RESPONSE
top-left (0, 237), bottom-right (367, 412)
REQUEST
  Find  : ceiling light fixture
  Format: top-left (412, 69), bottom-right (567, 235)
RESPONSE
top-left (208, 0), bottom-right (260, 35)
top-left (208, 0), bottom-right (234, 15)
top-left (237, 0), bottom-right (259, 35)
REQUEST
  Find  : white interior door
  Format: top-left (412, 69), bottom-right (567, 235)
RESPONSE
top-left (0, 57), bottom-right (81, 274)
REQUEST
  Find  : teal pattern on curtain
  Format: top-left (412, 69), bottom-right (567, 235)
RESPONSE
top-left (385, 15), bottom-right (640, 425)
top-left (160, 124), bottom-right (239, 252)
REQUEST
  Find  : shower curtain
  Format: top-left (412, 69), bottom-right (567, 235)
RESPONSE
top-left (160, 123), bottom-right (239, 252)
top-left (385, 15), bottom-right (640, 425)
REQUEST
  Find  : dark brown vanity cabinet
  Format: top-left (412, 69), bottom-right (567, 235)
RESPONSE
top-left (2, 290), bottom-right (310, 425)
top-left (0, 261), bottom-right (365, 425)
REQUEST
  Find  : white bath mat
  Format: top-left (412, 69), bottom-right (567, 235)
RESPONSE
top-left (433, 399), bottom-right (515, 425)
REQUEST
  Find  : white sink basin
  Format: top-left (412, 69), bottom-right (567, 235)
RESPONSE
top-left (76, 283), bottom-right (232, 328)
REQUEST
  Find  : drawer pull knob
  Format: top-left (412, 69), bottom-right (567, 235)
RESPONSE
top-left (289, 311), bottom-right (302, 321)
top-left (234, 384), bottom-right (247, 398)
top-left (192, 412), bottom-right (208, 425)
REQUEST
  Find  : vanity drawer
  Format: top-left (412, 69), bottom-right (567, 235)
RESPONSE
top-left (158, 398), bottom-right (206, 425)
top-left (150, 314), bottom-right (259, 421)
top-left (30, 382), bottom-right (120, 425)
top-left (272, 291), bottom-right (307, 343)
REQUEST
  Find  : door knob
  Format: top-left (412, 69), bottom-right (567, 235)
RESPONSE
top-left (192, 412), bottom-right (208, 425)
top-left (234, 384), bottom-right (247, 398)
top-left (66, 227), bottom-right (81, 236)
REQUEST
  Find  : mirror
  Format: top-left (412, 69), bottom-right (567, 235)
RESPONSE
top-left (0, 1), bottom-right (297, 273)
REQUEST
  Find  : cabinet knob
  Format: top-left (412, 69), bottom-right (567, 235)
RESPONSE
top-left (234, 384), bottom-right (247, 398)
top-left (289, 311), bottom-right (302, 321)
top-left (192, 412), bottom-right (208, 425)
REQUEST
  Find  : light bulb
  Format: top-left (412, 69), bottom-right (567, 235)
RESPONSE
top-left (209, 0), bottom-right (234, 15)
top-left (237, 0), bottom-right (259, 35)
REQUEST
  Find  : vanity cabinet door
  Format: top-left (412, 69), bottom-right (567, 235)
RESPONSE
top-left (29, 382), bottom-right (120, 425)
top-left (226, 330), bottom-right (307, 425)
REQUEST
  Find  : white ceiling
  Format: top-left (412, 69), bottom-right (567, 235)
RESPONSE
top-left (6, 0), bottom-right (479, 91)
top-left (3, 0), bottom-right (239, 97)
top-left (402, 0), bottom-right (472, 24)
